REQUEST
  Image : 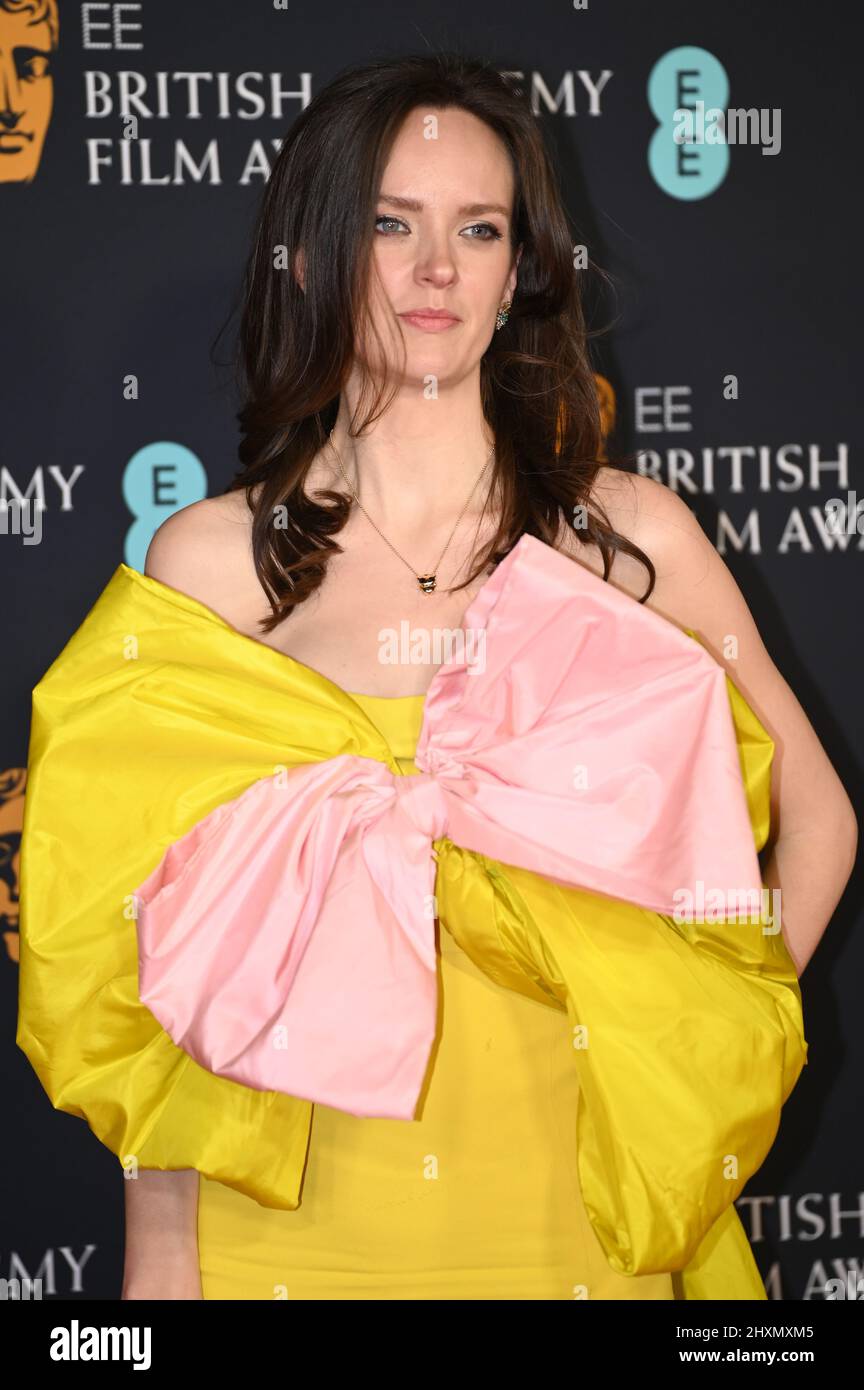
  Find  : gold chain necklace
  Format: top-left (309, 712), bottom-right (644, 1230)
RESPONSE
top-left (327, 429), bottom-right (495, 594)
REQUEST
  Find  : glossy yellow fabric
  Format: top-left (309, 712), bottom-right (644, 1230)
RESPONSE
top-left (198, 689), bottom-right (681, 1300)
top-left (16, 565), bottom-right (806, 1300)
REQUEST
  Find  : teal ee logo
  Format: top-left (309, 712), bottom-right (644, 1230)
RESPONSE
top-left (648, 47), bottom-right (729, 200)
top-left (122, 442), bottom-right (208, 570)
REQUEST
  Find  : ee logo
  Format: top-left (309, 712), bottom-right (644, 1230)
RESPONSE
top-left (647, 46), bottom-right (730, 200)
top-left (122, 442), bottom-right (208, 571)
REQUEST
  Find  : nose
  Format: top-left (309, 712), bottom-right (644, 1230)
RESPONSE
top-left (413, 231), bottom-right (458, 288)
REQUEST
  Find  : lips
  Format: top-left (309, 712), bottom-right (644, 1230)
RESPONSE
top-left (398, 309), bottom-right (460, 332)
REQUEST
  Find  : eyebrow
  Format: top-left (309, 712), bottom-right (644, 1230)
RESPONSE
top-left (378, 193), bottom-right (511, 218)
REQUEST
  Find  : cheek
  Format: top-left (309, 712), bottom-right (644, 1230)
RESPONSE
top-left (372, 239), bottom-right (409, 274)
top-left (462, 253), bottom-right (510, 296)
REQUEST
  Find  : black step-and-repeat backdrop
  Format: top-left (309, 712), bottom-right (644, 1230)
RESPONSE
top-left (2, 1), bottom-right (860, 1300)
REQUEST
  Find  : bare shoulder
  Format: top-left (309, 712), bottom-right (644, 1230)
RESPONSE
top-left (143, 490), bottom-right (262, 625)
top-left (557, 466), bottom-right (718, 622)
top-left (556, 466), bottom-right (780, 696)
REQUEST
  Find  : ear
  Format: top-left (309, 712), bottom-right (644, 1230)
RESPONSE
top-left (293, 248), bottom-right (305, 293)
top-left (507, 244), bottom-right (522, 298)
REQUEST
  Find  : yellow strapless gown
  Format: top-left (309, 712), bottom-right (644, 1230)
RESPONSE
top-left (196, 691), bottom-right (678, 1301)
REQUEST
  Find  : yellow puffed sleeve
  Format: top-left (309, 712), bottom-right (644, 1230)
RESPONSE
top-left (16, 565), bottom-right (393, 1208)
top-left (435, 644), bottom-right (807, 1286)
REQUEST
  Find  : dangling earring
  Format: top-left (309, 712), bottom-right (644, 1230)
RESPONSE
top-left (495, 298), bottom-right (512, 331)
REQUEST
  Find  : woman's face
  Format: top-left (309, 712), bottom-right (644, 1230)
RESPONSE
top-left (361, 105), bottom-right (521, 385)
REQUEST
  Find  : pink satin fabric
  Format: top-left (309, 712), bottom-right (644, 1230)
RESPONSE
top-left (134, 533), bottom-right (763, 1120)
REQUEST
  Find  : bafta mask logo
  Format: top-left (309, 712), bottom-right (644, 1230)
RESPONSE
top-left (0, 0), bottom-right (59, 184)
top-left (556, 374), bottom-right (616, 461)
top-left (1, 768), bottom-right (24, 963)
top-left (594, 372), bottom-right (616, 461)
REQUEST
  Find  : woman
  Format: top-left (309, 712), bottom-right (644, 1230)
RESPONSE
top-left (17, 53), bottom-right (855, 1302)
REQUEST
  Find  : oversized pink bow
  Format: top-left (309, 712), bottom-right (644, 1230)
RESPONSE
top-left (134, 534), bottom-right (763, 1119)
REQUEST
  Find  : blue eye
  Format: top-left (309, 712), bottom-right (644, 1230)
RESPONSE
top-left (464, 223), bottom-right (503, 240)
top-left (374, 216), bottom-right (504, 241)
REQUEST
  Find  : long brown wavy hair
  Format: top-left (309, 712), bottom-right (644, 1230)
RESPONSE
top-left (221, 49), bottom-right (655, 630)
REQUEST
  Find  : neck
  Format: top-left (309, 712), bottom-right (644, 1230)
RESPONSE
top-left (328, 374), bottom-right (495, 528)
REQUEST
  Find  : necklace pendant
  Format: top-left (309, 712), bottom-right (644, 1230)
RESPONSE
top-left (417, 574), bottom-right (437, 594)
